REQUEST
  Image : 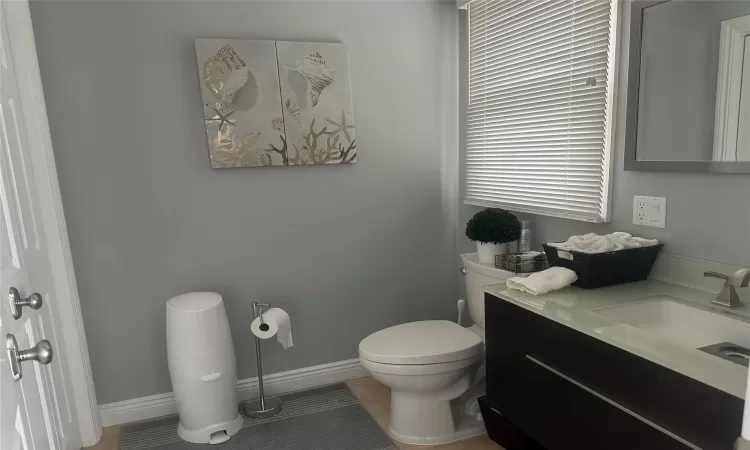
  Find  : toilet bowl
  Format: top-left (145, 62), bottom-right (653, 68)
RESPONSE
top-left (359, 320), bottom-right (484, 445)
top-left (358, 254), bottom-right (516, 445)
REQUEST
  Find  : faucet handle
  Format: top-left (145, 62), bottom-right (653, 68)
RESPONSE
top-left (704, 271), bottom-right (729, 281)
top-left (704, 269), bottom-right (750, 287)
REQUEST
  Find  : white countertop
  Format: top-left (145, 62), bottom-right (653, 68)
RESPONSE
top-left (485, 279), bottom-right (750, 399)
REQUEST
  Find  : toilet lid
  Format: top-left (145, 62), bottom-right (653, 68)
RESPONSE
top-left (359, 320), bottom-right (483, 365)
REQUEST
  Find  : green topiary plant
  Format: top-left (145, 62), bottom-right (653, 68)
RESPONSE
top-left (465, 208), bottom-right (521, 244)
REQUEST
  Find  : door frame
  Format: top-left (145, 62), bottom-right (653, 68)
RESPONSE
top-left (5, 0), bottom-right (102, 446)
top-left (713, 14), bottom-right (750, 162)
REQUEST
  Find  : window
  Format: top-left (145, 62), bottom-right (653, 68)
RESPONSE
top-left (464, 0), bottom-right (620, 222)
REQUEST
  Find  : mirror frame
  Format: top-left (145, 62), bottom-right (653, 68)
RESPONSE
top-left (624, 1), bottom-right (750, 173)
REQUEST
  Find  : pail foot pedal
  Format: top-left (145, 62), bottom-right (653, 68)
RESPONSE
top-left (208, 430), bottom-right (230, 445)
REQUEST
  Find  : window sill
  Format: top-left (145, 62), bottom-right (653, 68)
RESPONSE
top-left (463, 200), bottom-right (609, 224)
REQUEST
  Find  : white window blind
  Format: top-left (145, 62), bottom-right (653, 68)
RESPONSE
top-left (466, 0), bottom-right (619, 222)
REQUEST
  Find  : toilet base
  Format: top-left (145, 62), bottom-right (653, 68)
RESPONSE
top-left (383, 362), bottom-right (488, 446)
top-left (388, 409), bottom-right (486, 446)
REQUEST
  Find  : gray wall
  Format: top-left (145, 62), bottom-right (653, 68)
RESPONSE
top-left (458, 2), bottom-right (750, 268)
top-left (31, 0), bottom-right (459, 404)
top-left (637, 1), bottom-right (750, 161)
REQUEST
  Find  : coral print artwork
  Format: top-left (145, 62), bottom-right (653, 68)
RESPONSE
top-left (276, 42), bottom-right (356, 165)
top-left (195, 39), bottom-right (284, 168)
top-left (195, 39), bottom-right (356, 168)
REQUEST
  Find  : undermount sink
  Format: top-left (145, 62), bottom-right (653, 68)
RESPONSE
top-left (594, 296), bottom-right (750, 350)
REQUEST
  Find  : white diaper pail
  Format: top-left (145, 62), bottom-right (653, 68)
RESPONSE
top-left (166, 292), bottom-right (243, 444)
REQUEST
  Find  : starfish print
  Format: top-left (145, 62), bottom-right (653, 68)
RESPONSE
top-left (206, 107), bottom-right (236, 131)
top-left (325, 110), bottom-right (355, 143)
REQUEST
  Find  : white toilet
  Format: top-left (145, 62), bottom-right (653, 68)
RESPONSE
top-left (358, 253), bottom-right (515, 445)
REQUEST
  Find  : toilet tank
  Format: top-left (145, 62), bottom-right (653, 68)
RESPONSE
top-left (460, 253), bottom-right (516, 330)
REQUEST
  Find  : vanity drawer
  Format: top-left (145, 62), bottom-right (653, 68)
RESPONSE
top-left (499, 352), bottom-right (692, 450)
top-left (485, 293), bottom-right (743, 450)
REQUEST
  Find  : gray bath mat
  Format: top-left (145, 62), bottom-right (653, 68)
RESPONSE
top-left (119, 384), bottom-right (397, 449)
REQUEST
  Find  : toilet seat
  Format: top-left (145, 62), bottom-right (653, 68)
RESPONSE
top-left (360, 356), bottom-right (478, 376)
top-left (359, 320), bottom-right (483, 365)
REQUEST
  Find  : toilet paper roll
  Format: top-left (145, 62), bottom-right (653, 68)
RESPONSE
top-left (250, 308), bottom-right (293, 350)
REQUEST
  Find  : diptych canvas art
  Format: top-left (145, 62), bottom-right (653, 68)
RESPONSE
top-left (195, 39), bottom-right (356, 168)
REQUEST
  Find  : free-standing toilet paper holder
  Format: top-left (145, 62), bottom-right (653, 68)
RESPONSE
top-left (243, 302), bottom-right (283, 419)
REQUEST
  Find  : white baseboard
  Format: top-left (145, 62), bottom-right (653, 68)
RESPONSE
top-left (99, 358), bottom-right (366, 427)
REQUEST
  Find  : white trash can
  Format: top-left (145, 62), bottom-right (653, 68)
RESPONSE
top-left (166, 292), bottom-right (243, 444)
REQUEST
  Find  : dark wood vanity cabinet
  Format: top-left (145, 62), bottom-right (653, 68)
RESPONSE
top-left (483, 293), bottom-right (744, 450)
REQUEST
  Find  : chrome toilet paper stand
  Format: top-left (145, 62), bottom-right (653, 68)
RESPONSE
top-left (243, 302), bottom-right (282, 418)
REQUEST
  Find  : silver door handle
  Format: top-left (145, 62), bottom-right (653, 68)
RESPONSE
top-left (9, 287), bottom-right (43, 320)
top-left (6, 334), bottom-right (53, 381)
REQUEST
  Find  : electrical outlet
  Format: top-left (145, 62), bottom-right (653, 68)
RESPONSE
top-left (635, 199), bottom-right (647, 221)
top-left (633, 196), bottom-right (666, 228)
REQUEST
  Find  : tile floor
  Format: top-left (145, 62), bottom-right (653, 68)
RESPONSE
top-left (84, 376), bottom-right (503, 450)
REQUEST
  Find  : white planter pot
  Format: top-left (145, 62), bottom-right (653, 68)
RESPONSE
top-left (476, 242), bottom-right (509, 264)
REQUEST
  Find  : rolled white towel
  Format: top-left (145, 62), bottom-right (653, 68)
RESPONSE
top-left (609, 232), bottom-right (642, 249)
top-left (607, 232), bottom-right (659, 248)
top-left (633, 237), bottom-right (659, 247)
top-left (547, 241), bottom-right (574, 251)
top-left (567, 233), bottom-right (620, 253)
top-left (507, 267), bottom-right (578, 296)
top-left (548, 232), bottom-right (658, 254)
top-left (548, 235), bottom-right (612, 252)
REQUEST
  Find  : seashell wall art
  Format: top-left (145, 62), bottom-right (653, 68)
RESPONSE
top-left (195, 39), bottom-right (356, 168)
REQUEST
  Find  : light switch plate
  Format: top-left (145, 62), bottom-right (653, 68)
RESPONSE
top-left (633, 196), bottom-right (666, 228)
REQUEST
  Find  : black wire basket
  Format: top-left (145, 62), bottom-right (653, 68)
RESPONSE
top-left (542, 243), bottom-right (663, 289)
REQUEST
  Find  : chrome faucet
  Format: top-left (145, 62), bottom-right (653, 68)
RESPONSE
top-left (704, 268), bottom-right (750, 308)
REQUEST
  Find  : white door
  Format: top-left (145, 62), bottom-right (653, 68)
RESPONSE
top-left (0, 1), bottom-right (78, 449)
